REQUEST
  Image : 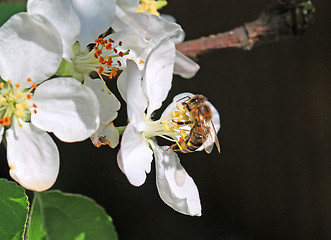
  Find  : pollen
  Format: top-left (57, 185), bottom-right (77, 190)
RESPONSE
top-left (0, 97), bottom-right (6, 104)
top-left (16, 91), bottom-right (23, 99)
top-left (15, 110), bottom-right (24, 118)
top-left (0, 82), bottom-right (4, 88)
top-left (15, 103), bottom-right (24, 111)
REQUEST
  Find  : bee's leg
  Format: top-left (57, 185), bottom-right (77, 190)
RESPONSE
top-left (172, 119), bottom-right (193, 125)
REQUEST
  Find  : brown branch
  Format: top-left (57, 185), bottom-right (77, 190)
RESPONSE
top-left (176, 0), bottom-right (315, 58)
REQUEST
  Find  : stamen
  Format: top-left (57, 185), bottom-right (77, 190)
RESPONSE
top-left (14, 84), bottom-right (20, 88)
top-left (32, 84), bottom-right (37, 89)
top-left (26, 93), bottom-right (31, 99)
top-left (27, 78), bottom-right (32, 82)
top-left (98, 66), bottom-right (104, 75)
top-left (0, 82), bottom-right (4, 88)
top-left (7, 80), bottom-right (12, 84)
top-left (32, 103), bottom-right (37, 108)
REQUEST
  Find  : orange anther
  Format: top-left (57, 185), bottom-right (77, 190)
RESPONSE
top-left (98, 66), bottom-right (104, 75)
top-left (119, 41), bottom-right (122, 46)
top-left (34, 109), bottom-right (37, 114)
top-left (14, 84), bottom-right (20, 88)
top-left (119, 51), bottom-right (123, 57)
top-left (32, 84), bottom-right (37, 89)
top-left (109, 69), bottom-right (117, 79)
top-left (26, 93), bottom-right (31, 99)
top-left (95, 38), bottom-right (105, 44)
top-left (27, 78), bottom-right (32, 82)
top-left (108, 38), bottom-right (114, 43)
top-left (0, 82), bottom-right (4, 88)
top-left (7, 80), bottom-right (12, 84)
top-left (4, 117), bottom-right (10, 126)
top-left (105, 43), bottom-right (112, 50)
top-left (94, 49), bottom-right (102, 58)
top-left (33, 103), bottom-right (37, 108)
top-left (113, 48), bottom-right (118, 54)
top-left (117, 60), bottom-right (122, 67)
top-left (107, 57), bottom-right (113, 66)
top-left (179, 137), bottom-right (183, 142)
top-left (99, 56), bottom-right (106, 64)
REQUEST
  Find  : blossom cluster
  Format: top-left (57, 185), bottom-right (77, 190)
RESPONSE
top-left (0, 0), bottom-right (220, 216)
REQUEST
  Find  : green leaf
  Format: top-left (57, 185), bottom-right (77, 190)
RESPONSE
top-left (0, 178), bottom-right (29, 240)
top-left (27, 190), bottom-right (117, 240)
top-left (0, 3), bottom-right (26, 26)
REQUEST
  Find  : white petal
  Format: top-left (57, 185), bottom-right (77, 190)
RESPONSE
top-left (107, 31), bottom-right (151, 71)
top-left (113, 12), bottom-right (184, 44)
top-left (116, 0), bottom-right (139, 12)
top-left (27, 0), bottom-right (81, 60)
top-left (0, 13), bottom-right (63, 85)
top-left (161, 93), bottom-right (194, 120)
top-left (31, 77), bottom-right (100, 142)
top-left (174, 50), bottom-right (200, 79)
top-left (90, 122), bottom-right (119, 148)
top-left (84, 76), bottom-right (120, 124)
top-left (117, 123), bottom-right (153, 186)
top-left (6, 120), bottom-right (59, 191)
top-left (117, 60), bottom-right (147, 131)
top-left (70, 0), bottom-right (116, 47)
top-left (150, 141), bottom-right (201, 216)
top-left (0, 126), bottom-right (3, 144)
top-left (143, 38), bottom-right (176, 116)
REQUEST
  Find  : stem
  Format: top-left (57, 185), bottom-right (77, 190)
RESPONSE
top-left (176, 0), bottom-right (315, 58)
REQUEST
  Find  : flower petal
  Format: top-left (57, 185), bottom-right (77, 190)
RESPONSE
top-left (0, 13), bottom-right (63, 85)
top-left (0, 126), bottom-right (3, 144)
top-left (27, 0), bottom-right (81, 60)
top-left (161, 92), bottom-right (194, 120)
top-left (70, 0), bottom-right (116, 47)
top-left (174, 50), bottom-right (200, 79)
top-left (150, 141), bottom-right (202, 216)
top-left (6, 120), bottom-right (59, 191)
top-left (31, 77), bottom-right (100, 142)
top-left (107, 31), bottom-right (151, 71)
top-left (117, 123), bottom-right (153, 186)
top-left (90, 122), bottom-right (119, 148)
top-left (117, 0), bottom-right (139, 12)
top-left (84, 76), bottom-right (120, 124)
top-left (112, 12), bottom-right (184, 44)
top-left (117, 60), bottom-right (147, 131)
top-left (143, 38), bottom-right (176, 116)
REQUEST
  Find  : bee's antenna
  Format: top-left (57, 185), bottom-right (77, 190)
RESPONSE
top-left (176, 96), bottom-right (190, 102)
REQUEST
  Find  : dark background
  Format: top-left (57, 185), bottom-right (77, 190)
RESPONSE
top-left (1, 0), bottom-right (330, 239)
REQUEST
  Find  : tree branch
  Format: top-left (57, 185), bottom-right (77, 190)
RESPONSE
top-left (176, 0), bottom-right (315, 58)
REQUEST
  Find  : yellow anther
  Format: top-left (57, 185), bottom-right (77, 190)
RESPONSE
top-left (180, 108), bottom-right (186, 114)
top-left (23, 102), bottom-right (29, 109)
top-left (16, 91), bottom-right (23, 99)
top-left (162, 120), bottom-right (169, 125)
top-left (15, 110), bottom-right (24, 118)
top-left (0, 97), bottom-right (6, 104)
top-left (171, 110), bottom-right (179, 118)
top-left (0, 82), bottom-right (4, 88)
top-left (179, 130), bottom-right (186, 138)
top-left (176, 103), bottom-right (182, 111)
top-left (16, 103), bottom-right (24, 111)
top-left (163, 124), bottom-right (170, 132)
top-left (137, 0), bottom-right (159, 16)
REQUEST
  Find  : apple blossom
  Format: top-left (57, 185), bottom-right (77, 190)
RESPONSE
top-left (27, 0), bottom-right (122, 148)
top-left (0, 13), bottom-right (100, 191)
top-left (117, 42), bottom-right (220, 215)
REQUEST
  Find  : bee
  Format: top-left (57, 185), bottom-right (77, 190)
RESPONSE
top-left (170, 95), bottom-right (220, 154)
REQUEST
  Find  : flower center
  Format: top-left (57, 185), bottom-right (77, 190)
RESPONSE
top-left (137, 0), bottom-right (168, 16)
top-left (72, 37), bottom-right (130, 81)
top-left (0, 78), bottom-right (38, 127)
top-left (144, 103), bottom-right (192, 143)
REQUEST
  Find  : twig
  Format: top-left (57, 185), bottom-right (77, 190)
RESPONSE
top-left (176, 0), bottom-right (315, 58)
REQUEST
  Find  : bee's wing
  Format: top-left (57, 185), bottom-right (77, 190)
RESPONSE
top-left (202, 120), bottom-right (221, 154)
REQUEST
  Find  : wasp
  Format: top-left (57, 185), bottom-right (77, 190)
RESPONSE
top-left (169, 95), bottom-right (220, 154)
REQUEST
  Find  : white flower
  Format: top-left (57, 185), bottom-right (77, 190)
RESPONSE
top-left (28, 0), bottom-right (121, 148)
top-left (114, 1), bottom-right (200, 78)
top-left (117, 42), bottom-right (220, 216)
top-left (0, 13), bottom-right (100, 191)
